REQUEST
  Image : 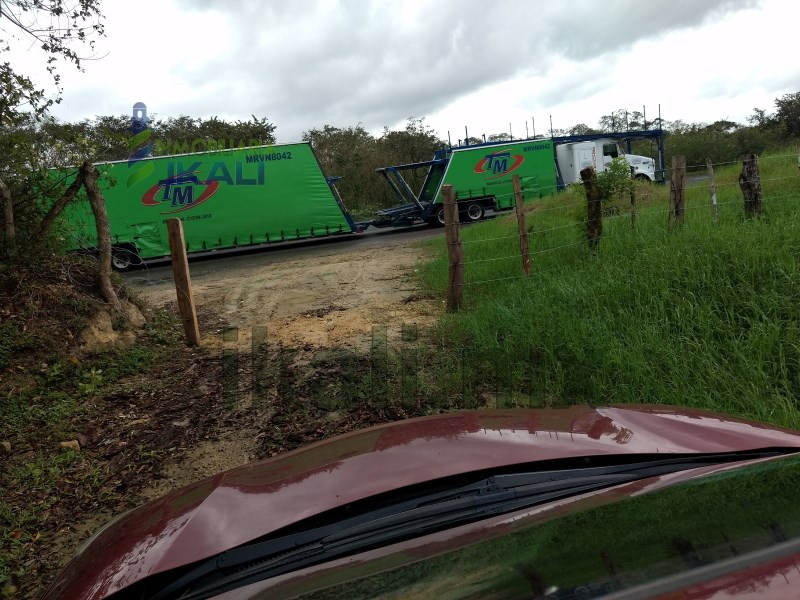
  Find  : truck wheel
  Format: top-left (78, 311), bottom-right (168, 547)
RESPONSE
top-left (436, 207), bottom-right (446, 227)
top-left (464, 202), bottom-right (484, 222)
top-left (111, 247), bottom-right (136, 271)
top-left (635, 174), bottom-right (651, 182)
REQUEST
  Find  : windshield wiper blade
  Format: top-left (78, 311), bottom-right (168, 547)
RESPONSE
top-left (154, 449), bottom-right (793, 600)
top-left (174, 477), bottom-right (636, 600)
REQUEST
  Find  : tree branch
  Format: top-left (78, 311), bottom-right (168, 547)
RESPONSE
top-left (36, 168), bottom-right (85, 238)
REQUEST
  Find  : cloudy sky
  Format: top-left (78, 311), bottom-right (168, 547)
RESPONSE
top-left (6, 0), bottom-right (799, 143)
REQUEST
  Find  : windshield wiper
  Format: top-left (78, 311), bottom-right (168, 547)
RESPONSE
top-left (151, 449), bottom-right (794, 600)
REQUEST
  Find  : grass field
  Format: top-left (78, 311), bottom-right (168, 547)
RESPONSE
top-left (417, 149), bottom-right (800, 428)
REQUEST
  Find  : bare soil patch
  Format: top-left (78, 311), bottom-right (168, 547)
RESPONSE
top-left (125, 240), bottom-right (442, 494)
top-left (137, 243), bottom-right (439, 352)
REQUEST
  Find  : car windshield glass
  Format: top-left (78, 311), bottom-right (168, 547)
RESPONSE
top-left (270, 453), bottom-right (800, 600)
top-left (144, 450), bottom-right (800, 600)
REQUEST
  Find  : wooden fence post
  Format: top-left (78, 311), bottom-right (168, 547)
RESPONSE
top-left (512, 175), bottom-right (530, 275)
top-left (442, 185), bottom-right (464, 312)
top-left (739, 154), bottom-right (762, 218)
top-left (706, 158), bottom-right (718, 224)
top-left (580, 167), bottom-right (602, 251)
top-left (629, 165), bottom-right (636, 228)
top-left (668, 156), bottom-right (686, 225)
top-left (166, 218), bottom-right (200, 346)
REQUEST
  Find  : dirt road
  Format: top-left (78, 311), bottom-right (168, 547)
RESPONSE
top-left (128, 227), bottom-right (442, 350)
top-left (126, 228), bottom-right (443, 498)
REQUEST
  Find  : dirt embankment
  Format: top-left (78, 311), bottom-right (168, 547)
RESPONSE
top-left (20, 235), bottom-right (442, 598)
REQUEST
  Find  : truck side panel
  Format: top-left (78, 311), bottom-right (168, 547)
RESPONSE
top-left (60, 143), bottom-right (354, 259)
top-left (434, 141), bottom-right (557, 208)
top-left (555, 141), bottom-right (597, 186)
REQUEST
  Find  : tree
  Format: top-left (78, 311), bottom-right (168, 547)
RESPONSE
top-left (598, 109), bottom-right (628, 133)
top-left (774, 92), bottom-right (800, 138)
top-left (0, 1), bottom-right (119, 306)
top-left (303, 124), bottom-right (385, 211)
top-left (597, 108), bottom-right (656, 133)
top-left (2, 0), bottom-right (106, 236)
top-left (379, 117), bottom-right (442, 196)
top-left (1, 1), bottom-right (104, 84)
top-left (705, 120), bottom-right (740, 134)
top-left (152, 115), bottom-right (276, 156)
top-left (747, 107), bottom-right (773, 128)
top-left (567, 123), bottom-right (600, 136)
top-left (302, 118), bottom-right (442, 214)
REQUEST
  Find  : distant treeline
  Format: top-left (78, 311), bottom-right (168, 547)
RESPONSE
top-left (561, 92), bottom-right (800, 168)
top-left (11, 91), bottom-right (799, 215)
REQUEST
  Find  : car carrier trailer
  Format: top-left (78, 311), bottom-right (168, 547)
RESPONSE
top-left (371, 129), bottom-right (665, 228)
top-left (372, 139), bottom-right (557, 227)
top-left (58, 142), bottom-right (358, 269)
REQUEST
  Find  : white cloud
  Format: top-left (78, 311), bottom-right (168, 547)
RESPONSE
top-left (4, 0), bottom-right (796, 143)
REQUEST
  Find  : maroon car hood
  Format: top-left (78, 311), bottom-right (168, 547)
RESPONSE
top-left (44, 405), bottom-right (800, 599)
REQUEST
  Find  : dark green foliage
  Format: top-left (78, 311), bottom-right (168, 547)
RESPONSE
top-left (775, 92), bottom-right (800, 138)
top-left (661, 92), bottom-right (800, 168)
top-left (303, 117), bottom-right (443, 212)
top-left (663, 120), bottom-right (786, 168)
top-left (597, 156), bottom-right (633, 203)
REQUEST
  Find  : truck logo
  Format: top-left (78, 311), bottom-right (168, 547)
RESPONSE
top-left (474, 151), bottom-right (524, 179)
top-left (141, 171), bottom-right (220, 214)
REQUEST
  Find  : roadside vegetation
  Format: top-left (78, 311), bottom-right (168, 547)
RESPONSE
top-left (416, 148), bottom-right (800, 428)
top-left (1, 256), bottom-right (180, 593)
top-left (2, 0), bottom-right (800, 592)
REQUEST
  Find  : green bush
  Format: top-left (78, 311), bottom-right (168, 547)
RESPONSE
top-left (597, 156), bottom-right (633, 203)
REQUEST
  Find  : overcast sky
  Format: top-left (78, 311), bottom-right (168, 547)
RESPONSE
top-left (7, 0), bottom-right (799, 143)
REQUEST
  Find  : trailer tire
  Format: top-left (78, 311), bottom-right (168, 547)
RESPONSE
top-left (111, 245), bottom-right (139, 271)
top-left (463, 202), bottom-right (484, 222)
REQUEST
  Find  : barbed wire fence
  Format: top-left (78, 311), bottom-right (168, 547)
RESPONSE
top-left (442, 150), bottom-right (800, 301)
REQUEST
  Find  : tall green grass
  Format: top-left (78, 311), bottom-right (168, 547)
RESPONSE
top-left (418, 149), bottom-right (800, 428)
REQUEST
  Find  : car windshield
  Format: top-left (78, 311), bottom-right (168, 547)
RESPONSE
top-left (239, 453), bottom-right (800, 600)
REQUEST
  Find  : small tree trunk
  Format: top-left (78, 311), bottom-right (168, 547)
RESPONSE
top-left (580, 167), bottom-right (602, 251)
top-left (81, 161), bottom-right (120, 309)
top-left (739, 154), bottom-right (762, 219)
top-left (37, 171), bottom-right (86, 238)
top-left (0, 176), bottom-right (15, 259)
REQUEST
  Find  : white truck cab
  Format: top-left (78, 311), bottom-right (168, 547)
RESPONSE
top-left (555, 139), bottom-right (656, 185)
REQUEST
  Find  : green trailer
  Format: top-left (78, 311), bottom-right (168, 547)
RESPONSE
top-left (59, 142), bottom-right (356, 269)
top-left (374, 139), bottom-right (557, 227)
